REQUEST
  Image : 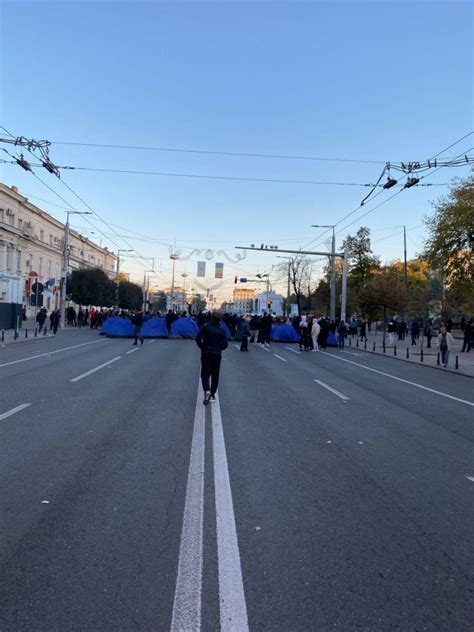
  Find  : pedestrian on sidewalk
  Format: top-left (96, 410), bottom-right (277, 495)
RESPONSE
top-left (461, 319), bottom-right (472, 352)
top-left (50, 309), bottom-right (60, 334)
top-left (410, 320), bottom-right (419, 346)
top-left (36, 307), bottom-right (47, 334)
top-left (196, 310), bottom-right (228, 405)
top-left (338, 320), bottom-right (348, 349)
top-left (437, 326), bottom-right (454, 367)
top-left (424, 322), bottom-right (433, 348)
top-left (131, 309), bottom-right (144, 345)
top-left (311, 317), bottom-right (320, 352)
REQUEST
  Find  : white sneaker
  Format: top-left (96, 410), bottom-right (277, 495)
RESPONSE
top-left (203, 391), bottom-right (211, 406)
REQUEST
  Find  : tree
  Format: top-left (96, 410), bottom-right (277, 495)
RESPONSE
top-left (423, 172), bottom-right (474, 314)
top-left (68, 268), bottom-right (116, 307)
top-left (118, 280), bottom-right (143, 310)
top-left (358, 268), bottom-right (408, 321)
top-left (282, 256), bottom-right (313, 315)
top-left (342, 227), bottom-right (381, 290)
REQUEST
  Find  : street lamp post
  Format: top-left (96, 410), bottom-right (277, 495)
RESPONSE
top-left (277, 255), bottom-right (293, 318)
top-left (312, 225), bottom-right (336, 322)
top-left (60, 211), bottom-right (92, 329)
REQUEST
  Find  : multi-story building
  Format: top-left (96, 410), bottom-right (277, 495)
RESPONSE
top-left (232, 288), bottom-right (256, 314)
top-left (0, 183), bottom-right (117, 318)
top-left (165, 288), bottom-right (187, 312)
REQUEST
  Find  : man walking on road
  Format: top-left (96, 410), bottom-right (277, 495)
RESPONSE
top-left (196, 310), bottom-right (228, 405)
top-left (131, 309), bottom-right (145, 346)
top-left (437, 326), bottom-right (454, 367)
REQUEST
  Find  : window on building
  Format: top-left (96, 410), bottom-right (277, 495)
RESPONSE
top-left (17, 218), bottom-right (23, 230)
top-left (40, 229), bottom-right (44, 242)
top-left (39, 257), bottom-right (43, 277)
top-left (16, 250), bottom-right (21, 273)
top-left (9, 213), bottom-right (15, 226)
top-left (0, 209), bottom-right (4, 222)
top-left (49, 234), bottom-right (53, 245)
top-left (47, 260), bottom-right (52, 277)
top-left (6, 245), bottom-right (12, 272)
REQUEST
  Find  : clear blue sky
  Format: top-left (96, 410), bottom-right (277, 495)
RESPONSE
top-left (1, 1), bottom-right (472, 299)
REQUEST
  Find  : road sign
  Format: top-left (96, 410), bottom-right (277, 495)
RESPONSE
top-left (31, 282), bottom-right (44, 295)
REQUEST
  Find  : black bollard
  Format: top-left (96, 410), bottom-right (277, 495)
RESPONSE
top-left (1, 330), bottom-right (4, 342)
top-left (420, 348), bottom-right (424, 362)
top-left (44, 327), bottom-right (47, 336)
top-left (437, 352), bottom-right (440, 366)
top-left (455, 355), bottom-right (459, 370)
top-left (349, 337), bottom-right (352, 347)
top-left (35, 328), bottom-right (38, 337)
top-left (356, 339), bottom-right (359, 348)
top-left (373, 341), bottom-right (376, 352)
top-left (14, 330), bottom-right (18, 340)
top-left (364, 340), bottom-right (367, 350)
top-left (383, 342), bottom-right (386, 354)
top-left (406, 347), bottom-right (409, 359)
top-left (394, 345), bottom-right (397, 356)
top-left (25, 329), bottom-right (28, 339)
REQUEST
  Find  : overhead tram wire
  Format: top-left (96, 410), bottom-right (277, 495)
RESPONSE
top-left (299, 132), bottom-right (474, 252)
top-left (1, 126), bottom-right (152, 269)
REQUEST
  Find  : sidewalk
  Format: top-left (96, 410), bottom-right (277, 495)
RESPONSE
top-left (344, 330), bottom-right (474, 378)
top-left (1, 320), bottom-right (55, 346)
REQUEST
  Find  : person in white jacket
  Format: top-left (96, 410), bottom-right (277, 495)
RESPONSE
top-left (437, 326), bottom-right (455, 367)
top-left (311, 317), bottom-right (321, 351)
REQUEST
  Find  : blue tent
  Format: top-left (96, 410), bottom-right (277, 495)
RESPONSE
top-left (103, 317), bottom-right (135, 338)
top-left (171, 317), bottom-right (199, 338)
top-left (327, 331), bottom-right (338, 347)
top-left (220, 321), bottom-right (232, 340)
top-left (141, 317), bottom-right (168, 338)
top-left (99, 317), bottom-right (114, 336)
top-left (271, 324), bottom-right (300, 342)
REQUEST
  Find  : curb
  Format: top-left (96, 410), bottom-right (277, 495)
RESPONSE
top-left (1, 333), bottom-right (56, 347)
top-left (357, 346), bottom-right (473, 379)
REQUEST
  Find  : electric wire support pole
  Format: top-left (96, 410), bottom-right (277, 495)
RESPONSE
top-left (403, 225), bottom-right (408, 289)
top-left (59, 215), bottom-right (70, 330)
top-left (330, 226), bottom-right (336, 323)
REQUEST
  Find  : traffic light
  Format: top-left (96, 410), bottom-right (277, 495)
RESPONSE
top-left (234, 276), bottom-right (238, 284)
top-left (267, 300), bottom-right (272, 309)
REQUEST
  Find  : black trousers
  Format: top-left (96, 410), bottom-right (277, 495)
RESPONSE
top-left (201, 354), bottom-right (221, 395)
top-left (240, 335), bottom-right (248, 351)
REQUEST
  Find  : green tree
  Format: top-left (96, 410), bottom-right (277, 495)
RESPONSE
top-left (68, 268), bottom-right (116, 307)
top-left (342, 227), bottom-right (381, 292)
top-left (358, 268), bottom-right (408, 321)
top-left (118, 280), bottom-right (143, 310)
top-left (423, 172), bottom-right (474, 314)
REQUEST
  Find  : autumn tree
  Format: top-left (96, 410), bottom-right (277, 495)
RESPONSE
top-left (423, 172), bottom-right (474, 314)
top-left (118, 280), bottom-right (144, 310)
top-left (68, 268), bottom-right (116, 307)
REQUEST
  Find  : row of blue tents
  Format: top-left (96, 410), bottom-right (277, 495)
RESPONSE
top-left (100, 316), bottom-right (312, 343)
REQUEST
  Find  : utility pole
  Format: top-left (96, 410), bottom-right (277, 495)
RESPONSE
top-left (60, 210), bottom-right (91, 329)
top-left (403, 225), bottom-right (408, 289)
top-left (311, 224), bottom-right (336, 322)
top-left (340, 248), bottom-right (349, 324)
top-left (277, 255), bottom-right (293, 317)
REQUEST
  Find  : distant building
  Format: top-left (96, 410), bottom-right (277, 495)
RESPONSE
top-left (232, 288), bottom-right (256, 314)
top-left (256, 291), bottom-right (284, 316)
top-left (165, 288), bottom-right (187, 312)
top-left (0, 183), bottom-right (118, 318)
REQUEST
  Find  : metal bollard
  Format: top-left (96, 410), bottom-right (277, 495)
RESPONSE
top-left (35, 328), bottom-right (38, 337)
top-left (437, 352), bottom-right (440, 366)
top-left (349, 337), bottom-right (352, 346)
top-left (1, 329), bottom-right (4, 342)
top-left (420, 348), bottom-right (424, 362)
top-left (364, 340), bottom-right (367, 350)
top-left (44, 327), bottom-right (47, 336)
top-left (406, 347), bottom-right (409, 359)
top-left (383, 342), bottom-right (386, 354)
top-left (373, 341), bottom-right (376, 352)
top-left (394, 345), bottom-right (397, 356)
top-left (25, 329), bottom-right (28, 339)
top-left (14, 330), bottom-right (18, 340)
top-left (455, 355), bottom-right (459, 370)
top-left (356, 339), bottom-right (359, 348)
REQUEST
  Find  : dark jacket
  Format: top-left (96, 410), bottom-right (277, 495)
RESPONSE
top-left (131, 312), bottom-right (144, 327)
top-left (196, 321), bottom-right (228, 356)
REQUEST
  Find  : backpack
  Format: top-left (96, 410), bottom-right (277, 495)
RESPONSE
top-left (440, 333), bottom-right (448, 351)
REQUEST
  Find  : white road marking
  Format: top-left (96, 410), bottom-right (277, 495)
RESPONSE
top-left (0, 339), bottom-right (107, 368)
top-left (273, 353), bottom-right (288, 363)
top-left (340, 350), bottom-right (364, 357)
top-left (126, 347), bottom-right (139, 355)
top-left (314, 379), bottom-right (350, 401)
top-left (212, 394), bottom-right (249, 631)
top-left (284, 346), bottom-right (301, 354)
top-left (257, 344), bottom-right (270, 352)
top-left (466, 476), bottom-right (474, 482)
top-left (171, 383), bottom-right (206, 631)
top-left (321, 352), bottom-right (474, 407)
top-left (148, 339), bottom-right (156, 344)
top-left (234, 344), bottom-right (240, 350)
top-left (0, 403), bottom-right (31, 421)
top-left (70, 356), bottom-right (122, 383)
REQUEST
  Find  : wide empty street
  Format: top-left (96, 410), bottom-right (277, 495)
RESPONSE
top-left (0, 329), bottom-right (473, 631)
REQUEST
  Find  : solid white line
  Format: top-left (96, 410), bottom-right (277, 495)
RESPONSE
top-left (0, 403), bottom-right (31, 421)
top-left (171, 383), bottom-right (205, 631)
top-left (212, 395), bottom-right (249, 631)
top-left (0, 339), bottom-right (107, 368)
top-left (70, 356), bottom-right (122, 382)
top-left (126, 348), bottom-right (139, 355)
top-left (148, 339), bottom-right (156, 344)
top-left (466, 476), bottom-right (474, 482)
top-left (284, 346), bottom-right (301, 354)
top-left (273, 353), bottom-right (288, 363)
top-left (340, 350), bottom-right (364, 357)
top-left (314, 379), bottom-right (350, 401)
top-left (320, 352), bottom-right (474, 407)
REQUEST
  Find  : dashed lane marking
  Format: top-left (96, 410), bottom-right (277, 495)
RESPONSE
top-left (0, 339), bottom-right (107, 368)
top-left (314, 379), bottom-right (350, 401)
top-left (466, 476), bottom-right (474, 482)
top-left (234, 344), bottom-right (240, 350)
top-left (0, 403), bottom-right (31, 421)
top-left (70, 356), bottom-right (122, 383)
top-left (320, 351), bottom-right (474, 407)
top-left (126, 348), bottom-right (140, 354)
top-left (256, 344), bottom-right (270, 352)
top-left (284, 346), bottom-right (301, 354)
top-left (148, 339), bottom-right (157, 344)
top-left (273, 353), bottom-right (288, 363)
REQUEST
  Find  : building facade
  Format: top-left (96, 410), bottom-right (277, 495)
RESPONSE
top-left (0, 183), bottom-right (117, 317)
top-left (232, 288), bottom-right (256, 314)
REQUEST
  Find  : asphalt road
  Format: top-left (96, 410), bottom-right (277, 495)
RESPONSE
top-left (0, 329), bottom-right (473, 631)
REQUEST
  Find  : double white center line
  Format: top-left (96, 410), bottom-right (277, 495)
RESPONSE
top-left (172, 383), bottom-right (248, 631)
